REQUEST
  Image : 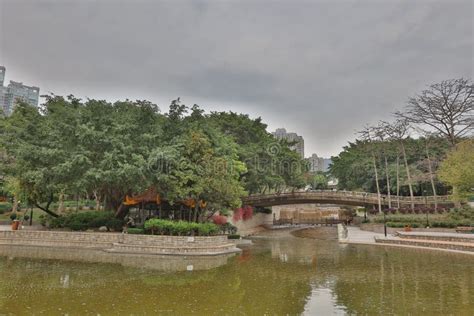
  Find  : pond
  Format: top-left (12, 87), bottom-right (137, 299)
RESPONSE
top-left (0, 228), bottom-right (472, 315)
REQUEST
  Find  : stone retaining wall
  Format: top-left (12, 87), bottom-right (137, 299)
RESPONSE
top-left (0, 230), bottom-right (240, 256)
top-left (397, 232), bottom-right (474, 243)
top-left (360, 223), bottom-right (455, 234)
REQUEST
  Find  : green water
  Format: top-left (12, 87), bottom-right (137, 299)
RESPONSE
top-left (0, 229), bottom-right (473, 315)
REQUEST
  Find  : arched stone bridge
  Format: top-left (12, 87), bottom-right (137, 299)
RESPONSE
top-left (242, 190), bottom-right (453, 208)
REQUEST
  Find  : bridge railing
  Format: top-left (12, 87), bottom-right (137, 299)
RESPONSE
top-left (244, 190), bottom-right (452, 205)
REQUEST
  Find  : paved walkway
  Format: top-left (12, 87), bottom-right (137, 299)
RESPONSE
top-left (341, 226), bottom-right (474, 255)
top-left (0, 225), bottom-right (10, 231)
top-left (340, 226), bottom-right (387, 245)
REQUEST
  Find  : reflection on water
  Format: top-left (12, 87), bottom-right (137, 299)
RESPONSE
top-left (0, 229), bottom-right (472, 315)
top-left (0, 245), bottom-right (235, 272)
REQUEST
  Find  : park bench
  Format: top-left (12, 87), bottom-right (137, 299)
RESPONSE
top-left (456, 226), bottom-right (474, 234)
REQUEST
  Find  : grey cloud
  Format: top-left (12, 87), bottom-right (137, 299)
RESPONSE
top-left (0, 0), bottom-right (472, 157)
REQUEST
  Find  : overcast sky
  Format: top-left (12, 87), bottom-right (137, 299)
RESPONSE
top-left (1, 0), bottom-right (472, 157)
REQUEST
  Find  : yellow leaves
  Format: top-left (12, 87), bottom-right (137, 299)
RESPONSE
top-left (438, 139), bottom-right (474, 200)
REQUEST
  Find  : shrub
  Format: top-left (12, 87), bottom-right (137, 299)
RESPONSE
top-left (0, 202), bottom-right (12, 214)
top-left (144, 219), bottom-right (219, 236)
top-left (127, 228), bottom-right (145, 234)
top-left (106, 218), bottom-right (124, 231)
top-left (227, 234), bottom-right (241, 239)
top-left (386, 222), bottom-right (419, 228)
top-left (197, 222), bottom-right (219, 236)
top-left (233, 208), bottom-right (243, 222)
top-left (212, 214), bottom-right (228, 225)
top-left (40, 211), bottom-right (122, 231)
top-left (242, 206), bottom-right (253, 220)
top-left (255, 207), bottom-right (272, 214)
top-left (220, 222), bottom-right (237, 234)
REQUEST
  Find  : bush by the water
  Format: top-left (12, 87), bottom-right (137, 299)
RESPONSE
top-left (144, 219), bottom-right (219, 236)
top-left (386, 222), bottom-right (420, 228)
top-left (40, 211), bottom-right (124, 231)
top-left (127, 227), bottom-right (145, 234)
top-left (370, 206), bottom-right (474, 228)
top-left (0, 202), bottom-right (12, 214)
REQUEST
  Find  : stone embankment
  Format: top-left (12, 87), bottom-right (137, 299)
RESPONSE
top-left (0, 230), bottom-right (241, 256)
top-left (375, 231), bottom-right (474, 253)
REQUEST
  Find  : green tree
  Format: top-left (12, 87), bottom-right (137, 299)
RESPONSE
top-left (438, 139), bottom-right (474, 201)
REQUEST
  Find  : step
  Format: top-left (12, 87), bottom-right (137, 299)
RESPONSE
top-left (107, 242), bottom-right (239, 255)
top-left (375, 237), bottom-right (474, 252)
top-left (396, 231), bottom-right (474, 244)
top-left (0, 238), bottom-right (112, 249)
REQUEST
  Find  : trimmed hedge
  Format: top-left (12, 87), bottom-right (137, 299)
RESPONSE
top-left (41, 211), bottom-right (124, 231)
top-left (386, 222), bottom-right (420, 228)
top-left (127, 228), bottom-right (145, 234)
top-left (144, 219), bottom-right (219, 236)
top-left (227, 234), bottom-right (241, 239)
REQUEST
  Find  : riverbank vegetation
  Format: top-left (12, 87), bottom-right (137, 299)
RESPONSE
top-left (367, 206), bottom-right (474, 228)
top-left (331, 78), bottom-right (473, 211)
top-left (0, 96), bottom-right (306, 222)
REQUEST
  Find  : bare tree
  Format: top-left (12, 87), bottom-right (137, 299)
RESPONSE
top-left (413, 129), bottom-right (440, 211)
top-left (373, 122), bottom-right (392, 209)
top-left (358, 126), bottom-right (382, 214)
top-left (384, 119), bottom-right (415, 211)
top-left (397, 78), bottom-right (474, 146)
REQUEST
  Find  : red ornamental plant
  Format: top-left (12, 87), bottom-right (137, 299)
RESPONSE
top-left (242, 206), bottom-right (253, 221)
top-left (212, 214), bottom-right (227, 225)
top-left (233, 206), bottom-right (253, 222)
top-left (233, 208), bottom-right (243, 222)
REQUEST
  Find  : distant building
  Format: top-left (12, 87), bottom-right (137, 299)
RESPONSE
top-left (307, 153), bottom-right (332, 173)
top-left (272, 128), bottom-right (304, 158)
top-left (0, 66), bottom-right (39, 116)
top-left (307, 153), bottom-right (324, 172)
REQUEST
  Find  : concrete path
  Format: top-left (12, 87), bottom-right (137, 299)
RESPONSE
top-left (0, 225), bottom-right (11, 231)
top-left (341, 226), bottom-right (474, 255)
top-left (340, 226), bottom-right (388, 245)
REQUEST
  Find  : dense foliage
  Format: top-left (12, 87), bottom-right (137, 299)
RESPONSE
top-left (0, 96), bottom-right (306, 220)
top-left (144, 219), bottom-right (219, 236)
top-left (330, 137), bottom-right (451, 196)
top-left (438, 139), bottom-right (474, 200)
top-left (40, 211), bottom-right (123, 231)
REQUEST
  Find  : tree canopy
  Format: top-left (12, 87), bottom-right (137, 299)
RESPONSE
top-left (438, 139), bottom-right (474, 201)
top-left (0, 96), bottom-right (306, 219)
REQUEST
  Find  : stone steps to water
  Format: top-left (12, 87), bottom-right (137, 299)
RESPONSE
top-left (107, 242), bottom-right (239, 256)
top-left (396, 231), bottom-right (474, 243)
top-left (0, 238), bottom-right (112, 249)
top-left (375, 237), bottom-right (474, 252)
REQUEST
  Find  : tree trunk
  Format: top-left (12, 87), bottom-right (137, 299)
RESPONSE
top-left (12, 194), bottom-right (18, 213)
top-left (93, 190), bottom-right (101, 211)
top-left (114, 203), bottom-right (130, 219)
top-left (425, 143), bottom-right (438, 210)
top-left (396, 155), bottom-right (400, 210)
top-left (35, 193), bottom-right (59, 218)
top-left (383, 154), bottom-right (391, 208)
top-left (57, 192), bottom-right (65, 214)
top-left (372, 152), bottom-right (382, 213)
top-left (400, 142), bottom-right (414, 211)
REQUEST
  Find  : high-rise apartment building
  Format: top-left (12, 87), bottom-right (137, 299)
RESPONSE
top-left (272, 128), bottom-right (305, 158)
top-left (0, 66), bottom-right (40, 116)
top-left (307, 153), bottom-right (332, 173)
